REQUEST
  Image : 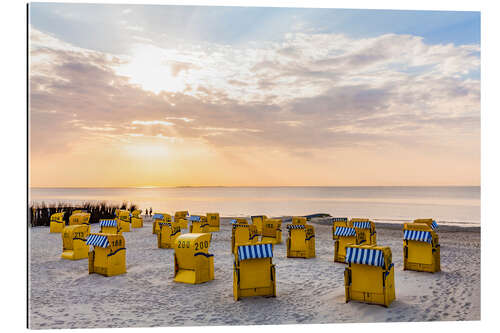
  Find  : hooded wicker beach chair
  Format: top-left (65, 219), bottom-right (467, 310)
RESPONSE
top-left (344, 244), bottom-right (395, 307)
top-left (87, 233), bottom-right (126, 277)
top-left (173, 233), bottom-right (214, 284)
top-left (233, 243), bottom-right (276, 301)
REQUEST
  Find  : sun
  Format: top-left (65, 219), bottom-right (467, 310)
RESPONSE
top-left (115, 43), bottom-right (186, 94)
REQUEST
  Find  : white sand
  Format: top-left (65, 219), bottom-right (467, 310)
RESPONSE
top-left (28, 218), bottom-right (480, 329)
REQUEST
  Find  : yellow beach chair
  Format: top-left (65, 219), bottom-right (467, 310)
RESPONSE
top-left (131, 209), bottom-right (143, 228)
top-left (233, 243), bottom-right (276, 301)
top-left (68, 211), bottom-right (90, 227)
top-left (189, 215), bottom-right (210, 233)
top-left (351, 218), bottom-right (377, 245)
top-left (87, 233), bottom-right (126, 277)
top-left (261, 218), bottom-right (282, 244)
top-left (116, 209), bottom-right (131, 232)
top-left (50, 212), bottom-right (65, 233)
top-left (61, 224), bottom-right (90, 260)
top-left (157, 222), bottom-right (182, 248)
top-left (152, 213), bottom-right (171, 234)
top-left (286, 221), bottom-right (315, 259)
top-left (231, 219), bottom-right (259, 254)
top-left (344, 244), bottom-right (395, 307)
top-left (207, 213), bottom-right (220, 232)
top-left (332, 217), bottom-right (349, 240)
top-left (99, 219), bottom-right (121, 234)
top-left (334, 227), bottom-right (359, 263)
top-left (175, 211), bottom-right (189, 229)
top-left (251, 215), bottom-right (267, 234)
top-left (403, 223), bottom-right (440, 273)
top-left (173, 233), bottom-right (214, 284)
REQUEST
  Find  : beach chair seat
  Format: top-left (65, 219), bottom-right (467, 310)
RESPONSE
top-left (131, 209), bottom-right (143, 228)
top-left (174, 233), bottom-right (214, 284)
top-left (251, 215), bottom-right (267, 234)
top-left (403, 223), bottom-right (440, 273)
top-left (50, 212), bottom-right (65, 233)
top-left (61, 224), bottom-right (90, 260)
top-left (334, 227), bottom-right (360, 263)
top-left (286, 221), bottom-right (315, 258)
top-left (332, 217), bottom-right (349, 240)
top-left (157, 222), bottom-right (182, 248)
top-left (175, 211), bottom-right (189, 229)
top-left (344, 244), bottom-right (395, 307)
top-left (207, 213), bottom-right (220, 232)
top-left (99, 219), bottom-right (122, 234)
top-left (87, 233), bottom-right (126, 277)
top-left (68, 211), bottom-right (90, 227)
top-left (350, 218), bottom-right (377, 245)
top-left (115, 209), bottom-right (131, 232)
top-left (233, 243), bottom-right (276, 301)
top-left (189, 215), bottom-right (210, 233)
top-left (152, 213), bottom-right (171, 234)
top-left (261, 218), bottom-right (283, 244)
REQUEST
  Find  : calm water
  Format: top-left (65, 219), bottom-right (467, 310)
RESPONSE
top-left (29, 186), bottom-right (480, 226)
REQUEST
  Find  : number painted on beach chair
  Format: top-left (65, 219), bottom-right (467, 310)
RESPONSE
top-left (194, 241), bottom-right (210, 251)
top-left (178, 240), bottom-right (191, 248)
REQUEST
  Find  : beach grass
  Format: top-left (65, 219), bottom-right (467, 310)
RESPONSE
top-left (28, 201), bottom-right (137, 227)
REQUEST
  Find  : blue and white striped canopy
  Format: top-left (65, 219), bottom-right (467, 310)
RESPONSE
top-left (287, 224), bottom-right (306, 230)
top-left (86, 234), bottom-right (110, 248)
top-left (352, 221), bottom-right (372, 229)
top-left (332, 217), bottom-right (348, 222)
top-left (188, 215), bottom-right (201, 222)
top-left (403, 230), bottom-right (432, 243)
top-left (238, 243), bottom-right (273, 261)
top-left (334, 227), bottom-right (356, 237)
top-left (431, 220), bottom-right (438, 230)
top-left (99, 219), bottom-right (117, 227)
top-left (346, 246), bottom-right (385, 267)
top-left (153, 213), bottom-right (164, 220)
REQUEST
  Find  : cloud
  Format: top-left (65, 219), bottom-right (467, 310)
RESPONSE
top-left (29, 27), bottom-right (479, 160)
top-left (132, 120), bottom-right (174, 126)
top-left (169, 61), bottom-right (198, 77)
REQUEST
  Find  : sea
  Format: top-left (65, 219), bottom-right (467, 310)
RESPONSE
top-left (29, 186), bottom-right (480, 227)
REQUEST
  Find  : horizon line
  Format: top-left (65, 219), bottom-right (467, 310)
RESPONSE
top-left (29, 185), bottom-right (481, 189)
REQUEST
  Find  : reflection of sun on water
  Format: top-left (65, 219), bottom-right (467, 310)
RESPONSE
top-left (116, 43), bottom-right (186, 94)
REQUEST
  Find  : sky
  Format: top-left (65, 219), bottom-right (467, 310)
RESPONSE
top-left (28, 2), bottom-right (480, 187)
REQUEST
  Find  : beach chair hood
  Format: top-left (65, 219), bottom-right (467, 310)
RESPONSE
top-left (403, 229), bottom-right (433, 243)
top-left (334, 226), bottom-right (357, 237)
top-left (346, 246), bottom-right (385, 267)
top-left (237, 243), bottom-right (273, 261)
top-left (99, 219), bottom-right (117, 227)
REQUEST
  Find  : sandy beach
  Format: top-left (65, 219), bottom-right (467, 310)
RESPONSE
top-left (28, 218), bottom-right (480, 329)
